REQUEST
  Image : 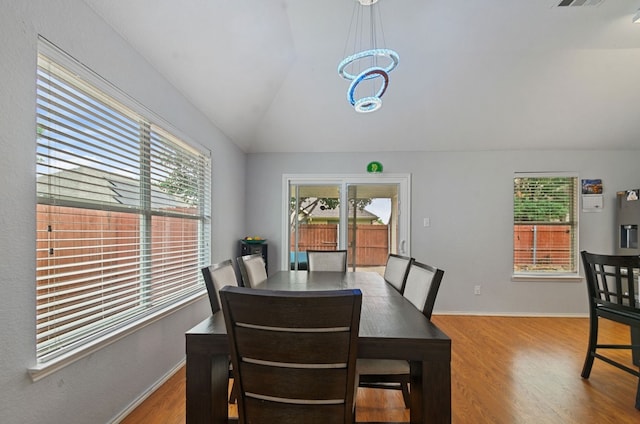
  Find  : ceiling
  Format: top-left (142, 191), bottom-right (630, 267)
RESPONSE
top-left (82, 0), bottom-right (640, 153)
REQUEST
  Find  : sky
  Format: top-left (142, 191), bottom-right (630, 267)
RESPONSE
top-left (365, 198), bottom-right (391, 224)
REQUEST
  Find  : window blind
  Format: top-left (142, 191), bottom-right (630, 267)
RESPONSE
top-left (35, 47), bottom-right (210, 363)
top-left (513, 174), bottom-right (578, 274)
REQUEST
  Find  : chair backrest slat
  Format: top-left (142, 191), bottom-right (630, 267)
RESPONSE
top-left (220, 286), bottom-right (362, 424)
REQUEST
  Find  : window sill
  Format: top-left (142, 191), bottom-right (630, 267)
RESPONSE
top-left (512, 273), bottom-right (583, 282)
top-left (28, 290), bottom-right (206, 382)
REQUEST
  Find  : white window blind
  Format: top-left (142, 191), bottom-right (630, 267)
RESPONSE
top-left (35, 44), bottom-right (210, 365)
top-left (513, 174), bottom-right (578, 275)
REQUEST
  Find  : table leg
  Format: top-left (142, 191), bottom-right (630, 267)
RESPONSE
top-left (410, 359), bottom-right (451, 424)
top-left (186, 352), bottom-right (229, 424)
top-left (632, 326), bottom-right (640, 366)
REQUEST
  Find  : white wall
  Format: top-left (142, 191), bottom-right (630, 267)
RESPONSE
top-left (0, 1), bottom-right (245, 423)
top-left (246, 150), bottom-right (640, 315)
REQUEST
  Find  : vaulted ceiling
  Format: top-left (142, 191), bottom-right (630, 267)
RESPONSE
top-left (83, 0), bottom-right (640, 153)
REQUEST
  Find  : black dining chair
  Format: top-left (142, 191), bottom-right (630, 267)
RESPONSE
top-left (220, 285), bottom-right (362, 423)
top-left (201, 260), bottom-right (240, 403)
top-left (358, 260), bottom-right (444, 408)
top-left (580, 250), bottom-right (640, 409)
top-left (306, 249), bottom-right (348, 272)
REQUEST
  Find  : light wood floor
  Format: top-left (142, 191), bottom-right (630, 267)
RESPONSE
top-left (120, 315), bottom-right (640, 424)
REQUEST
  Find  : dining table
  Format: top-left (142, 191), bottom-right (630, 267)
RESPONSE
top-left (185, 270), bottom-right (452, 424)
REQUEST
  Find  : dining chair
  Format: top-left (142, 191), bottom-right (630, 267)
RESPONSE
top-left (580, 251), bottom-right (640, 409)
top-left (383, 253), bottom-right (414, 293)
top-left (307, 249), bottom-right (348, 272)
top-left (201, 259), bottom-right (240, 403)
top-left (219, 285), bottom-right (362, 424)
top-left (358, 260), bottom-right (445, 408)
top-left (201, 259), bottom-right (239, 313)
top-left (237, 254), bottom-right (268, 287)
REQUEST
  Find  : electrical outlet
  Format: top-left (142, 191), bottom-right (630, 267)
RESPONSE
top-left (474, 285), bottom-right (481, 295)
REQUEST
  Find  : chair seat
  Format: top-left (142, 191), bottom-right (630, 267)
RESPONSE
top-left (358, 359), bottom-right (409, 375)
top-left (598, 305), bottom-right (640, 324)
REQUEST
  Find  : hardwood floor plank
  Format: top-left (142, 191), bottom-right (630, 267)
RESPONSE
top-left (119, 316), bottom-right (640, 423)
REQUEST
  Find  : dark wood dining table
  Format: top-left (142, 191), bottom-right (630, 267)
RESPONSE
top-left (185, 271), bottom-right (452, 423)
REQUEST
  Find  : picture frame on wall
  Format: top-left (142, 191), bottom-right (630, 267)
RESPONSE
top-left (581, 179), bottom-right (602, 195)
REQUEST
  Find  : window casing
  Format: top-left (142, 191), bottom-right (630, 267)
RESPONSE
top-left (513, 173), bottom-right (578, 277)
top-left (34, 40), bottom-right (210, 369)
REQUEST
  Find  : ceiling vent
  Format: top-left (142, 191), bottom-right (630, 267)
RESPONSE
top-left (557, 0), bottom-right (603, 6)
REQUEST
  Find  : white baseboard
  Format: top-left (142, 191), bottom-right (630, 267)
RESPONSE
top-left (109, 359), bottom-right (186, 424)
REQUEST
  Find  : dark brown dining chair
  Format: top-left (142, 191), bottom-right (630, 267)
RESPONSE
top-left (358, 260), bottom-right (445, 408)
top-left (383, 253), bottom-right (414, 293)
top-left (306, 249), bottom-right (348, 272)
top-left (236, 254), bottom-right (268, 287)
top-left (201, 259), bottom-right (239, 313)
top-left (201, 260), bottom-right (240, 403)
top-left (220, 285), bottom-right (362, 424)
top-left (580, 251), bottom-right (640, 409)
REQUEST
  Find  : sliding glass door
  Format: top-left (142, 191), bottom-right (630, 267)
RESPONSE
top-left (283, 174), bottom-right (410, 272)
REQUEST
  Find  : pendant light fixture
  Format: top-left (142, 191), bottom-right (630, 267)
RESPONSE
top-left (338, 0), bottom-right (399, 113)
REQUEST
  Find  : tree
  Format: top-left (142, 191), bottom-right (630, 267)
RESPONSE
top-left (514, 177), bottom-right (573, 222)
top-left (157, 150), bottom-right (201, 206)
top-left (290, 196), bottom-right (372, 226)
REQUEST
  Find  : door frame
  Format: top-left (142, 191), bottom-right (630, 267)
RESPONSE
top-left (281, 173), bottom-right (411, 271)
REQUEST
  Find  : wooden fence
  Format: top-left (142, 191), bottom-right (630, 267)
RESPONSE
top-left (291, 224), bottom-right (388, 266)
top-left (35, 205), bottom-right (201, 340)
top-left (513, 224), bottom-right (572, 270)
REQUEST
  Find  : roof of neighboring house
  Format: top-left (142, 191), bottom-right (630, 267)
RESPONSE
top-left (299, 198), bottom-right (379, 221)
top-left (36, 166), bottom-right (187, 210)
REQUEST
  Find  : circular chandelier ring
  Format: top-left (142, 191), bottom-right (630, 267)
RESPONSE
top-left (347, 67), bottom-right (389, 112)
top-left (354, 97), bottom-right (382, 113)
top-left (338, 49), bottom-right (400, 81)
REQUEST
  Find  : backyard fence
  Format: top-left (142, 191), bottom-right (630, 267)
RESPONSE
top-left (291, 223), bottom-right (389, 266)
top-left (513, 224), bottom-right (572, 271)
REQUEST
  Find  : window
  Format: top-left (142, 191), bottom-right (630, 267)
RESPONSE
top-left (513, 173), bottom-right (578, 277)
top-left (34, 40), bottom-right (210, 370)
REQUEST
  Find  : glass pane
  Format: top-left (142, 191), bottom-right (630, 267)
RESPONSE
top-left (347, 184), bottom-right (399, 272)
top-left (288, 184), bottom-right (341, 270)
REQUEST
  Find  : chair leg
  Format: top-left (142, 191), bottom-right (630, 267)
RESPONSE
top-left (581, 314), bottom-right (598, 379)
top-left (229, 379), bottom-right (237, 404)
top-left (401, 382), bottom-right (410, 409)
top-left (635, 376), bottom-right (640, 410)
